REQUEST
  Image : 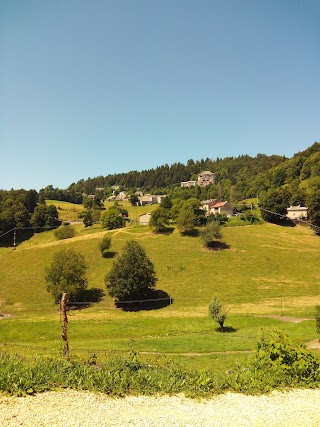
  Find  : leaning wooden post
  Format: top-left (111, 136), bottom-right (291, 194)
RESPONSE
top-left (60, 292), bottom-right (69, 356)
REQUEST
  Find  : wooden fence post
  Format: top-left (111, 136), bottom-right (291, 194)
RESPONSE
top-left (60, 292), bottom-right (69, 356)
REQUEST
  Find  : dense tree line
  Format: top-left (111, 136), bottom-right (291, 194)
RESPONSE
top-left (0, 190), bottom-right (38, 235)
top-left (39, 185), bottom-right (83, 204)
top-left (0, 189), bottom-right (59, 236)
top-left (67, 153), bottom-right (287, 197)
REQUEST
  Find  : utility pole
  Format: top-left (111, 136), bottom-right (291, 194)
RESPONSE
top-left (13, 228), bottom-right (16, 250)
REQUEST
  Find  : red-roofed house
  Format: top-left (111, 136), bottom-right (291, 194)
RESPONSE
top-left (201, 199), bottom-right (233, 217)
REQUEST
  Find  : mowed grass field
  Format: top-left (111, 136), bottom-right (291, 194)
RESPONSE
top-left (1, 211), bottom-right (320, 370)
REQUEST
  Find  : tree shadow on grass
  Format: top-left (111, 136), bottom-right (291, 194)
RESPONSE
top-left (206, 241), bottom-right (230, 250)
top-left (102, 251), bottom-right (117, 259)
top-left (272, 218), bottom-right (296, 227)
top-left (115, 289), bottom-right (173, 312)
top-left (215, 326), bottom-right (237, 333)
top-left (67, 288), bottom-right (105, 310)
top-left (181, 229), bottom-right (199, 237)
top-left (154, 227), bottom-right (175, 235)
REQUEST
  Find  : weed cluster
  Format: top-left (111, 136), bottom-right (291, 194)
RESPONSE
top-left (1, 331), bottom-right (320, 398)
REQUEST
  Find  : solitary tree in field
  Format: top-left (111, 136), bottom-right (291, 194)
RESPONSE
top-left (201, 221), bottom-right (222, 248)
top-left (45, 249), bottom-right (88, 302)
top-left (105, 240), bottom-right (157, 301)
top-left (176, 207), bottom-right (197, 235)
top-left (99, 235), bottom-right (112, 257)
top-left (209, 296), bottom-right (227, 331)
top-left (149, 207), bottom-right (169, 233)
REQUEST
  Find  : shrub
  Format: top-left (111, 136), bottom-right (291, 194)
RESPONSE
top-left (54, 224), bottom-right (75, 240)
top-left (255, 330), bottom-right (320, 383)
top-left (201, 222), bottom-right (222, 248)
top-left (100, 235), bottom-right (111, 257)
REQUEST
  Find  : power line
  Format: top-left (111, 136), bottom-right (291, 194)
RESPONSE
top-left (259, 206), bottom-right (320, 230)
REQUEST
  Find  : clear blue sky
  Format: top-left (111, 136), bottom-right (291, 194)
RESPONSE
top-left (1, 0), bottom-right (319, 191)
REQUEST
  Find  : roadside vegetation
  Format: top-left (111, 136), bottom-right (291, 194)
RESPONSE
top-left (1, 330), bottom-right (320, 397)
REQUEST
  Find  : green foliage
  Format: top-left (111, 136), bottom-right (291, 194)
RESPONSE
top-left (101, 206), bottom-right (126, 230)
top-left (240, 210), bottom-right (261, 224)
top-left (99, 235), bottom-right (111, 256)
top-left (105, 240), bottom-right (157, 301)
top-left (201, 222), bottom-right (222, 248)
top-left (54, 224), bottom-right (76, 240)
top-left (307, 189), bottom-right (320, 228)
top-left (0, 190), bottom-right (38, 235)
top-left (160, 196), bottom-right (172, 209)
top-left (208, 296), bottom-right (227, 331)
top-left (2, 330), bottom-right (320, 397)
top-left (130, 194), bottom-right (139, 206)
top-left (176, 207), bottom-right (197, 235)
top-left (149, 207), bottom-right (169, 233)
top-left (45, 248), bottom-right (88, 302)
top-left (259, 188), bottom-right (291, 223)
top-left (255, 330), bottom-right (320, 383)
top-left (83, 210), bottom-right (93, 227)
top-left (207, 213), bottom-right (229, 225)
top-left (30, 204), bottom-right (59, 228)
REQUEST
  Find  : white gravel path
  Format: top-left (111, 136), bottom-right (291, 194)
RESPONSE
top-left (1, 389), bottom-right (320, 426)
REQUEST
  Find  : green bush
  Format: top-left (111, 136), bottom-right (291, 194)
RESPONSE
top-left (99, 235), bottom-right (111, 256)
top-left (54, 224), bottom-right (75, 240)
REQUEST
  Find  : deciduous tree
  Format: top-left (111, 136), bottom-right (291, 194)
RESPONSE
top-left (105, 240), bottom-right (157, 301)
top-left (45, 249), bottom-right (88, 302)
top-left (208, 296), bottom-right (227, 331)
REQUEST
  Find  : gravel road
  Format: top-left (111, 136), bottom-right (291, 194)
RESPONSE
top-left (1, 389), bottom-right (320, 426)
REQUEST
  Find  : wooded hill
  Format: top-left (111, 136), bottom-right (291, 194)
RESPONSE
top-left (1, 142), bottom-right (320, 236)
top-left (66, 142), bottom-right (320, 202)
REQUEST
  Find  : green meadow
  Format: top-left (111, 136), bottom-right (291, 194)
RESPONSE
top-left (1, 210), bottom-right (320, 370)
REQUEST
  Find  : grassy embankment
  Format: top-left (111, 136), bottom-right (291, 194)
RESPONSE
top-left (1, 201), bottom-right (320, 373)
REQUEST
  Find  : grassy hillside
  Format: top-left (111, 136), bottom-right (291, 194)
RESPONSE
top-left (1, 221), bottom-right (320, 368)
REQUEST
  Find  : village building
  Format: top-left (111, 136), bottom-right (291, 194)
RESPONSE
top-left (138, 194), bottom-right (166, 206)
top-left (181, 180), bottom-right (197, 188)
top-left (197, 171), bottom-right (216, 187)
top-left (139, 213), bottom-right (152, 225)
top-left (286, 206), bottom-right (308, 220)
top-left (201, 199), bottom-right (234, 217)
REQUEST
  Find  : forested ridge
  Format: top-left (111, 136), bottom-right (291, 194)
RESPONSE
top-left (1, 142), bottom-right (320, 235)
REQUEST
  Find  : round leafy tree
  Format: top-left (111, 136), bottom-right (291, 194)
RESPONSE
top-left (45, 248), bottom-right (88, 302)
top-left (105, 240), bottom-right (157, 301)
top-left (101, 206), bottom-right (126, 230)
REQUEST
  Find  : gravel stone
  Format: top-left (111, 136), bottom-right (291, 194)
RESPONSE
top-left (1, 389), bottom-right (320, 426)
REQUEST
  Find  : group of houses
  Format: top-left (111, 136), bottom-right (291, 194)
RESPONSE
top-left (181, 171), bottom-right (216, 188)
top-left (91, 170), bottom-right (310, 226)
top-left (139, 198), bottom-right (234, 226)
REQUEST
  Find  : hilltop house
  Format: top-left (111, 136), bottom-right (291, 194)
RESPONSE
top-left (286, 206), bottom-right (308, 220)
top-left (181, 171), bottom-right (216, 188)
top-left (197, 171), bottom-right (216, 187)
top-left (201, 199), bottom-right (234, 217)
